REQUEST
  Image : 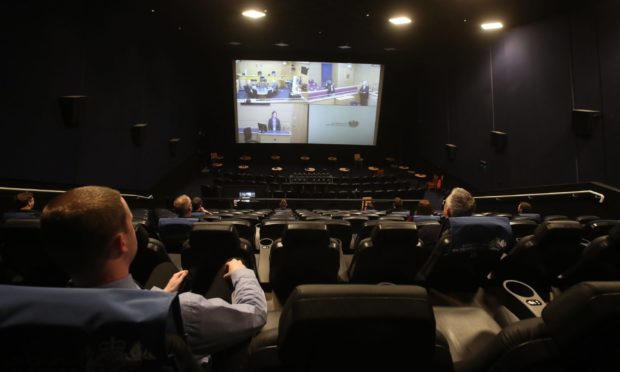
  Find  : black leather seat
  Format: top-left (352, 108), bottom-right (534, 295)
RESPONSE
top-left (269, 223), bottom-right (340, 302)
top-left (493, 220), bottom-right (585, 300)
top-left (206, 219), bottom-right (256, 251)
top-left (454, 281), bottom-right (620, 372)
top-left (343, 216), bottom-right (368, 235)
top-left (182, 223), bottom-right (255, 295)
top-left (348, 221), bottom-right (424, 284)
top-left (323, 219), bottom-right (353, 253)
top-left (158, 218), bottom-right (199, 253)
top-left (130, 222), bottom-right (173, 287)
top-left (352, 219), bottom-right (380, 249)
top-left (583, 219), bottom-right (619, 242)
top-left (556, 224), bottom-right (620, 290)
top-left (247, 284), bottom-right (454, 372)
top-left (417, 220), bottom-right (443, 248)
top-left (418, 216), bottom-right (513, 293)
top-left (510, 218), bottom-right (538, 240)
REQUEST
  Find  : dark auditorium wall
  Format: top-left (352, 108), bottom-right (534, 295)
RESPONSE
top-left (416, 1), bottom-right (620, 192)
top-left (0, 2), bottom-right (203, 191)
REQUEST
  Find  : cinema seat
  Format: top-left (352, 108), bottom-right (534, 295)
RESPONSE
top-left (418, 216), bottom-right (513, 293)
top-left (583, 219), bottom-right (619, 242)
top-left (247, 284), bottom-right (453, 372)
top-left (493, 220), bottom-right (585, 300)
top-left (158, 218), bottom-right (199, 253)
top-left (0, 285), bottom-right (200, 372)
top-left (269, 223), bottom-right (340, 302)
top-left (556, 224), bottom-right (620, 290)
top-left (510, 218), bottom-right (538, 240)
top-left (182, 223), bottom-right (255, 295)
top-left (453, 281), bottom-right (620, 372)
top-left (130, 222), bottom-right (173, 287)
top-left (348, 222), bottom-right (424, 284)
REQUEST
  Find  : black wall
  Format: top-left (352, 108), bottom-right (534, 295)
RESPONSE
top-left (416, 1), bottom-right (620, 192)
top-left (0, 1), bottom-right (203, 191)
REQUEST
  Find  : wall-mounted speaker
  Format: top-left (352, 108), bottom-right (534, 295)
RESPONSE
top-left (490, 130), bottom-right (508, 152)
top-left (301, 66), bottom-right (309, 75)
top-left (445, 143), bottom-right (457, 161)
top-left (572, 109), bottom-right (601, 138)
top-left (58, 95), bottom-right (87, 127)
top-left (169, 138), bottom-right (181, 157)
top-left (131, 123), bottom-right (148, 147)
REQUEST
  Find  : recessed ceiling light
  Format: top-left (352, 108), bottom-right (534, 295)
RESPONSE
top-left (481, 22), bottom-right (503, 30)
top-left (242, 9), bottom-right (266, 19)
top-left (228, 41), bottom-right (242, 46)
top-left (384, 47), bottom-right (397, 51)
top-left (338, 45), bottom-right (351, 49)
top-left (274, 42), bottom-right (289, 47)
top-left (389, 16), bottom-right (412, 25)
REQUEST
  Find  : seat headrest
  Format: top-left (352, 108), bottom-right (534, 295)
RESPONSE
top-left (0, 285), bottom-right (180, 369)
top-left (370, 222), bottom-right (418, 247)
top-left (516, 213), bottom-right (542, 222)
top-left (608, 224), bottom-right (620, 246)
top-left (542, 281), bottom-right (620, 348)
top-left (413, 215), bottom-right (441, 222)
top-left (2, 218), bottom-right (40, 229)
top-left (278, 284), bottom-right (436, 368)
top-left (158, 217), bottom-right (198, 227)
top-left (533, 220), bottom-right (583, 244)
top-left (447, 216), bottom-right (513, 253)
top-left (190, 223), bottom-right (240, 248)
top-left (282, 223), bottom-right (330, 248)
top-left (132, 222), bottom-right (150, 250)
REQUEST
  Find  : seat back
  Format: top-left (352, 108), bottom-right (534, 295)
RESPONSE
top-left (510, 218), bottom-right (538, 240)
top-left (207, 219), bottom-right (256, 251)
top-left (416, 220), bottom-right (443, 247)
top-left (469, 281), bottom-right (620, 372)
top-left (0, 285), bottom-right (193, 372)
top-left (157, 218), bottom-right (198, 253)
top-left (323, 219), bottom-right (353, 253)
top-left (130, 223), bottom-right (172, 287)
top-left (343, 216), bottom-right (369, 235)
top-left (352, 219), bottom-right (380, 249)
top-left (349, 222), bottom-right (424, 284)
top-left (0, 219), bottom-right (68, 286)
top-left (557, 225), bottom-right (620, 289)
top-left (183, 223), bottom-right (254, 295)
top-left (276, 284), bottom-right (451, 371)
top-left (583, 219), bottom-right (619, 242)
top-left (259, 219), bottom-right (290, 241)
top-left (420, 216), bottom-right (512, 293)
top-left (269, 223), bottom-right (339, 302)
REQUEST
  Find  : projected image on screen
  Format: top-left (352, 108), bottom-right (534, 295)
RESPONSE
top-left (234, 60), bottom-right (383, 145)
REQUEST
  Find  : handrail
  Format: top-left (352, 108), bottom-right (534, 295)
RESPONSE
top-left (475, 190), bottom-right (605, 204)
top-left (0, 186), bottom-right (154, 200)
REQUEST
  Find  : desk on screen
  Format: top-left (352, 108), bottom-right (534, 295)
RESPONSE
top-left (238, 128), bottom-right (291, 143)
top-left (258, 131), bottom-right (291, 143)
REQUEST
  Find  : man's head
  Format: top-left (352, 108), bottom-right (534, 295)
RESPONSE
top-left (443, 187), bottom-right (476, 217)
top-left (279, 199), bottom-right (288, 209)
top-left (416, 199), bottom-right (433, 216)
top-left (517, 201), bottom-right (532, 214)
top-left (192, 196), bottom-right (203, 212)
top-left (41, 186), bottom-right (136, 286)
top-left (173, 194), bottom-right (192, 217)
top-left (271, 111), bottom-right (277, 118)
top-left (393, 197), bottom-right (402, 209)
top-left (16, 191), bottom-right (34, 210)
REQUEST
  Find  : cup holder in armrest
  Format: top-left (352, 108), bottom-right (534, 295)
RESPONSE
top-left (259, 238), bottom-right (274, 249)
top-left (501, 280), bottom-right (546, 318)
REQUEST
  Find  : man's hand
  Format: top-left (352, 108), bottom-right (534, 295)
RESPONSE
top-left (163, 270), bottom-right (189, 292)
top-left (223, 258), bottom-right (246, 278)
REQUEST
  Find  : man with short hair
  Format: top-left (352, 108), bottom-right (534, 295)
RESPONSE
top-left (16, 191), bottom-right (36, 211)
top-left (41, 186), bottom-right (267, 362)
top-left (191, 196), bottom-right (212, 215)
top-left (443, 187), bottom-right (476, 217)
top-left (517, 201), bottom-right (532, 214)
top-left (173, 194), bottom-right (193, 217)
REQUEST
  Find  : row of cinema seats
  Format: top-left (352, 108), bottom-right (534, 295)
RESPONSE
top-left (1, 281), bottom-right (618, 371)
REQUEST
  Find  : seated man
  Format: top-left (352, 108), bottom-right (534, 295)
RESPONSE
top-left (40, 186), bottom-right (267, 364)
top-left (173, 194), bottom-right (193, 217)
top-left (192, 196), bottom-right (213, 215)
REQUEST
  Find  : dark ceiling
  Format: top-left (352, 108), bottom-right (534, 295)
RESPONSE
top-left (178, 0), bottom-right (571, 55)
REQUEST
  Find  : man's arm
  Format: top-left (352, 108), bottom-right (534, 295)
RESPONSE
top-left (178, 263), bottom-right (267, 354)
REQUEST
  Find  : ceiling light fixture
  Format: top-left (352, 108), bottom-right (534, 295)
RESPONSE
top-left (384, 47), bottom-right (397, 51)
top-left (389, 16), bottom-right (412, 25)
top-left (228, 41), bottom-right (242, 46)
top-left (274, 42), bottom-right (289, 47)
top-left (338, 45), bottom-right (351, 49)
top-left (481, 22), bottom-right (503, 30)
top-left (242, 9), bottom-right (266, 19)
